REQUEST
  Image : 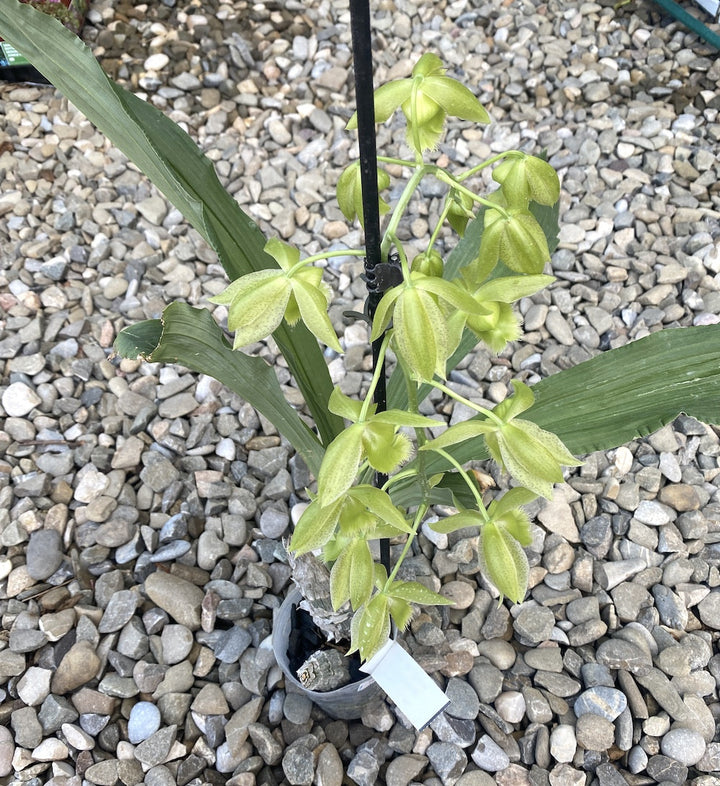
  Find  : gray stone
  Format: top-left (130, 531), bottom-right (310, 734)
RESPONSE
top-left (426, 742), bottom-right (466, 786)
top-left (283, 744), bottom-right (315, 786)
top-left (575, 713), bottom-right (615, 751)
top-left (595, 638), bottom-right (652, 675)
top-left (549, 724), bottom-right (576, 763)
top-left (651, 584), bottom-right (688, 630)
top-left (26, 529), bottom-right (63, 580)
top-left (697, 590), bottom-right (720, 629)
top-left (248, 722), bottom-right (283, 765)
top-left (134, 724), bottom-right (177, 767)
top-left (214, 625), bottom-right (253, 663)
top-left (430, 713), bottom-right (476, 748)
top-left (385, 753), bottom-right (427, 786)
top-left (513, 605), bottom-right (555, 644)
top-left (471, 735), bottom-right (510, 771)
top-left (573, 687), bottom-right (627, 721)
top-left (283, 692), bottom-right (312, 724)
top-left (634, 669), bottom-right (691, 723)
top-left (259, 505), bottom-right (290, 538)
top-left (99, 589), bottom-right (140, 632)
top-left (445, 678), bottom-right (480, 720)
top-left (646, 754), bottom-right (688, 783)
top-left (11, 706), bottom-right (43, 749)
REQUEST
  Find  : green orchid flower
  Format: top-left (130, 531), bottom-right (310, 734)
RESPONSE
top-left (428, 486), bottom-right (536, 603)
top-left (210, 238), bottom-right (341, 352)
top-left (370, 271), bottom-right (488, 381)
top-left (337, 161), bottom-right (392, 227)
top-left (347, 53), bottom-right (490, 154)
top-left (314, 388), bottom-right (440, 505)
top-left (492, 152), bottom-right (560, 209)
top-left (421, 381), bottom-right (582, 498)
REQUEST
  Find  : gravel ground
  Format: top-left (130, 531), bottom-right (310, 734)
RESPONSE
top-left (1, 0), bottom-right (720, 784)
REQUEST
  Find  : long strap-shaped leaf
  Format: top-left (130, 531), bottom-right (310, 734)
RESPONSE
top-left (0, 0), bottom-right (343, 446)
top-left (114, 303), bottom-right (325, 476)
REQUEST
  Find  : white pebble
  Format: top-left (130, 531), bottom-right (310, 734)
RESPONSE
top-left (144, 53), bottom-right (170, 71)
top-left (2, 381), bottom-right (41, 417)
top-left (550, 724), bottom-right (577, 763)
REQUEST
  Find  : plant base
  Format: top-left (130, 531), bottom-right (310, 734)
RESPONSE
top-left (272, 588), bottom-right (385, 720)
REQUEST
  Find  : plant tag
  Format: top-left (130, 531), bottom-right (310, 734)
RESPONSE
top-left (360, 640), bottom-right (449, 729)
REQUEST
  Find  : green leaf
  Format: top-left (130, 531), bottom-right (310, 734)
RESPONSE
top-left (490, 487), bottom-right (538, 518)
top-left (528, 324), bottom-right (720, 454)
top-left (113, 303), bottom-right (324, 475)
top-left (113, 320), bottom-right (162, 359)
top-left (212, 271), bottom-right (291, 348)
top-left (0, 0), bottom-right (344, 448)
top-left (498, 508), bottom-right (533, 547)
top-left (387, 597), bottom-right (414, 631)
top-left (478, 521), bottom-right (529, 603)
top-left (502, 211), bottom-right (550, 274)
top-left (336, 162), bottom-right (391, 226)
top-left (476, 275), bottom-right (555, 304)
top-left (349, 486), bottom-right (413, 534)
top-left (494, 380), bottom-right (535, 422)
top-left (403, 325), bottom-right (720, 482)
top-left (370, 285), bottom-right (403, 341)
top-left (317, 424), bottom-right (365, 505)
top-left (388, 580), bottom-right (456, 606)
top-left (429, 510), bottom-right (485, 534)
top-left (289, 498), bottom-right (344, 555)
top-left (264, 237), bottom-right (301, 272)
top-left (413, 52), bottom-right (444, 77)
top-left (414, 274), bottom-right (488, 316)
top-left (347, 79), bottom-right (413, 129)
top-left (290, 277), bottom-right (342, 353)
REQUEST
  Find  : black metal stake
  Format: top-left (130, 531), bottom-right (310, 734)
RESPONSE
top-left (348, 0), bottom-right (391, 573)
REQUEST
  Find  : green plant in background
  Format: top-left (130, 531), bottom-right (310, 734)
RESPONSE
top-left (2, 0), bottom-right (720, 664)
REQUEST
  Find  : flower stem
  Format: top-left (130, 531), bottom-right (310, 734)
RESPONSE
top-left (293, 248), bottom-right (366, 272)
top-left (434, 170), bottom-right (510, 219)
top-left (457, 151), bottom-right (514, 182)
top-left (432, 380), bottom-right (504, 426)
top-left (385, 502), bottom-right (428, 587)
top-left (359, 332), bottom-right (392, 421)
top-left (433, 447), bottom-right (489, 518)
top-left (381, 165), bottom-right (430, 259)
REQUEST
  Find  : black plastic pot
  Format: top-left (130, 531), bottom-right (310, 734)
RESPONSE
top-left (272, 588), bottom-right (384, 719)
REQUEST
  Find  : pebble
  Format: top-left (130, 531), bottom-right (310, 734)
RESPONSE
top-left (25, 529), bottom-right (63, 580)
top-left (144, 570), bottom-right (205, 630)
top-left (0, 726), bottom-right (14, 777)
top-left (550, 725), bottom-right (576, 763)
top-left (2, 380), bottom-right (41, 416)
top-left (471, 735), bottom-right (510, 771)
top-left (660, 728), bottom-right (706, 766)
top-left (128, 702), bottom-right (162, 744)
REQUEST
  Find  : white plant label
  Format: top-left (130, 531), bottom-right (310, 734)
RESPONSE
top-left (360, 639), bottom-right (449, 729)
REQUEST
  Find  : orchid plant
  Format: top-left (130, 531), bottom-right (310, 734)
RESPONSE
top-left (2, 1), bottom-right (720, 667)
top-left (208, 53), bottom-right (581, 659)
